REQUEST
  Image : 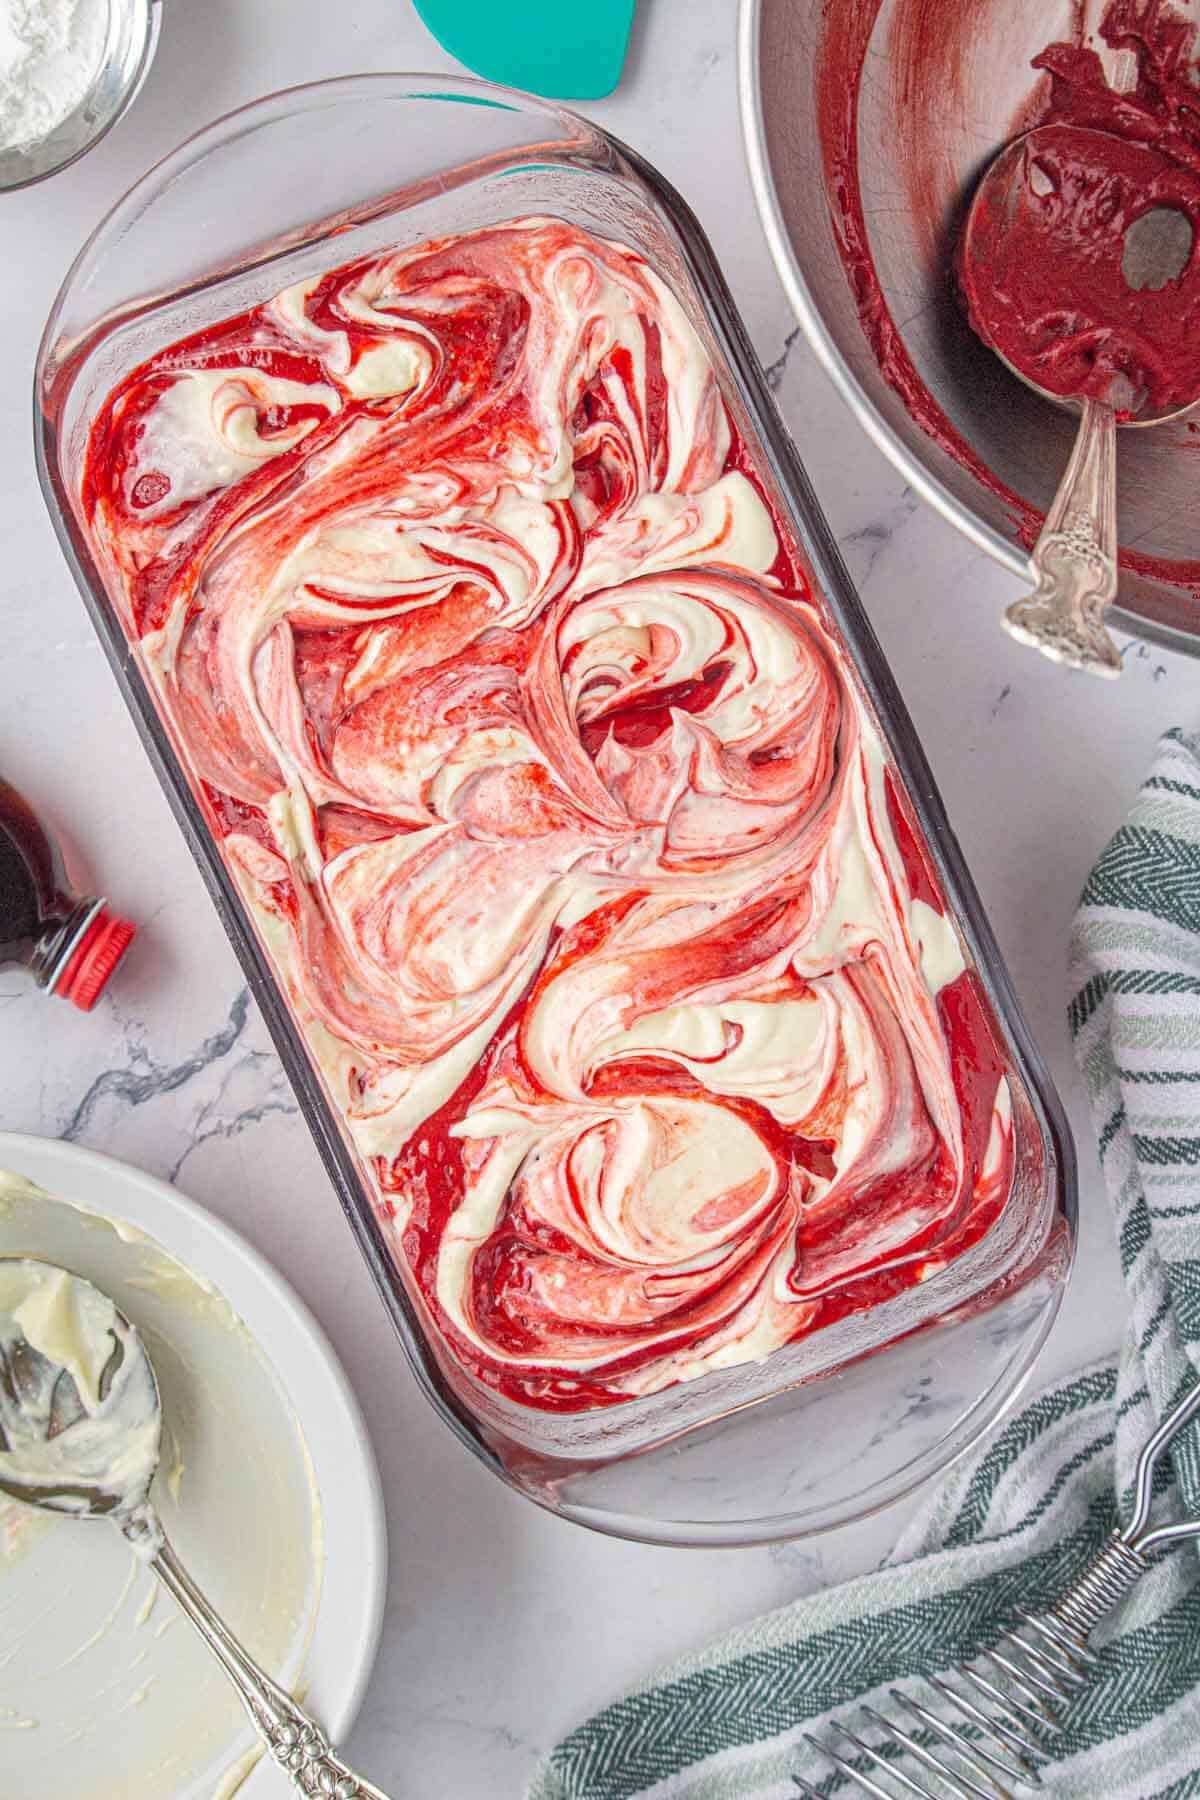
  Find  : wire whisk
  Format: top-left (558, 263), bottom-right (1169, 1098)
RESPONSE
top-left (796, 1373), bottom-right (1200, 1798)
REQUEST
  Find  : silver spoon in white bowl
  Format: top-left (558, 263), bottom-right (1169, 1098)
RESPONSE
top-left (961, 125), bottom-right (1200, 680)
top-left (0, 1256), bottom-right (390, 1800)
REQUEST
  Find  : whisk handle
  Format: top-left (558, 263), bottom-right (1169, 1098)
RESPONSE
top-left (1124, 1373), bottom-right (1200, 1551)
top-left (1046, 1531), bottom-right (1150, 1645)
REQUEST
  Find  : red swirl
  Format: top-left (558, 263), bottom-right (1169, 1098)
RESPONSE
top-left (83, 219), bottom-right (1013, 1409)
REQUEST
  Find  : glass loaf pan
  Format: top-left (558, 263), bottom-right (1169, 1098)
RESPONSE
top-left (36, 76), bottom-right (1077, 1547)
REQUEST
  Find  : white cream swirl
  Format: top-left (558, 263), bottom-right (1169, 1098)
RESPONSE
top-left (0, 1261), bottom-right (160, 1519)
top-left (83, 218), bottom-right (1010, 1408)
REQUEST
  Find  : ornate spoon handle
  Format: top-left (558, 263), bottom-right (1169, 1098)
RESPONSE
top-left (127, 1517), bottom-right (389, 1798)
top-left (1003, 397), bottom-right (1122, 679)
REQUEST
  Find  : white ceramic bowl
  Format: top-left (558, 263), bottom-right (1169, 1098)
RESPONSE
top-left (0, 1131), bottom-right (386, 1800)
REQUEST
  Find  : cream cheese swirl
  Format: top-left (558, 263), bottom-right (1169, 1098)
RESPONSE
top-left (84, 219), bottom-right (1011, 1409)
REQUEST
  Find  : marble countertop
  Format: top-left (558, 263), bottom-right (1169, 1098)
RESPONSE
top-left (1, 2), bottom-right (1193, 1793)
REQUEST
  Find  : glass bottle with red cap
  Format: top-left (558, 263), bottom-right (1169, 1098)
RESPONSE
top-left (0, 776), bottom-right (136, 1011)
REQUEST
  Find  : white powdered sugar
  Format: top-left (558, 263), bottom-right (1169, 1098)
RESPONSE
top-left (0, 0), bottom-right (107, 152)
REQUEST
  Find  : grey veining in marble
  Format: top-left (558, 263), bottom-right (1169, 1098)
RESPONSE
top-left (0, 2), bottom-right (1194, 1794)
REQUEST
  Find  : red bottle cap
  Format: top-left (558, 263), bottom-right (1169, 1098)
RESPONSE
top-left (55, 906), bottom-right (137, 1011)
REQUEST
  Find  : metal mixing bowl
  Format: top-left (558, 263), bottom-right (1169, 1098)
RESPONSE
top-left (739, 0), bottom-right (1200, 656)
top-left (0, 0), bottom-right (160, 193)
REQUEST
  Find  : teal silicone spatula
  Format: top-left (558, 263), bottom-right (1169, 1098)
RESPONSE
top-left (412, 0), bottom-right (636, 100)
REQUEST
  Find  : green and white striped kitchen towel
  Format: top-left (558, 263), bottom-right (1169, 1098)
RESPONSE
top-left (532, 726), bottom-right (1200, 1800)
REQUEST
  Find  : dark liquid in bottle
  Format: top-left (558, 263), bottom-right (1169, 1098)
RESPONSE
top-left (0, 777), bottom-right (134, 1008)
top-left (0, 777), bottom-right (74, 967)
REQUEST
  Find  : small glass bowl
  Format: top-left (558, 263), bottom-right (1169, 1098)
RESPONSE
top-left (0, 0), bottom-right (160, 193)
top-left (35, 76), bottom-right (1077, 1545)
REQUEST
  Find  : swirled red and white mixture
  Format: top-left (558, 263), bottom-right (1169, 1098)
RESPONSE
top-left (84, 219), bottom-right (1013, 1409)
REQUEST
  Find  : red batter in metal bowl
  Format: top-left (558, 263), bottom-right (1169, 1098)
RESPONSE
top-left (959, 121), bottom-right (1200, 415)
top-left (815, 0), bottom-right (1200, 584)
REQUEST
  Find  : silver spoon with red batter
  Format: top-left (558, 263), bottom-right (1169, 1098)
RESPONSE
top-left (961, 123), bottom-right (1200, 679)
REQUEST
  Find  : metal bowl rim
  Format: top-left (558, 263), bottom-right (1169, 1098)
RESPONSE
top-left (734, 0), bottom-right (1200, 655)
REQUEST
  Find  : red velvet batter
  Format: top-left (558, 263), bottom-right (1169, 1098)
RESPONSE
top-left (960, 122), bottom-right (1200, 414)
top-left (380, 958), bottom-right (1010, 1411)
top-left (815, 0), bottom-right (1200, 577)
top-left (814, 0), bottom-right (1009, 503)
